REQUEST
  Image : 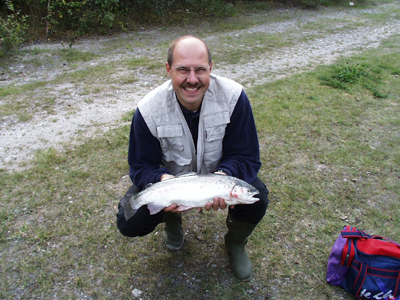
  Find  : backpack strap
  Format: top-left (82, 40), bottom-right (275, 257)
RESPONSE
top-left (341, 227), bottom-right (400, 248)
top-left (341, 226), bottom-right (372, 239)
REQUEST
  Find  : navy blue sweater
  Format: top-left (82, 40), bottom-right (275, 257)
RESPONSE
top-left (128, 90), bottom-right (261, 190)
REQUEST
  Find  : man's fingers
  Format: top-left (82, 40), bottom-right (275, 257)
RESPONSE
top-left (218, 198), bottom-right (227, 210)
top-left (164, 204), bottom-right (178, 212)
top-left (211, 198), bottom-right (227, 211)
top-left (161, 174), bottom-right (175, 181)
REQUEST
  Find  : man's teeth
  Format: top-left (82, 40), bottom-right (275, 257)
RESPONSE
top-left (185, 87), bottom-right (198, 91)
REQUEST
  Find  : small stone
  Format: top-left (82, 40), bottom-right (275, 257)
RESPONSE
top-left (132, 288), bottom-right (142, 298)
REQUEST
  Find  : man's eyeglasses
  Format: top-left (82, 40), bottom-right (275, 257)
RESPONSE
top-left (173, 65), bottom-right (210, 79)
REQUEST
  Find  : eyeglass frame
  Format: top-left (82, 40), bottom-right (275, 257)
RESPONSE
top-left (173, 65), bottom-right (211, 79)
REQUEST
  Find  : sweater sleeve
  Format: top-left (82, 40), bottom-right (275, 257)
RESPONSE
top-left (128, 108), bottom-right (171, 190)
top-left (215, 90), bottom-right (261, 183)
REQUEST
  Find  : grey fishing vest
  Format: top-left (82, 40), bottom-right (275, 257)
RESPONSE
top-left (138, 74), bottom-right (242, 175)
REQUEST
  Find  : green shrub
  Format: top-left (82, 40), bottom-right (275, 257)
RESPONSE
top-left (43, 0), bottom-right (119, 35)
top-left (118, 0), bottom-right (236, 25)
top-left (1, 0), bottom-right (375, 38)
top-left (0, 0), bottom-right (27, 57)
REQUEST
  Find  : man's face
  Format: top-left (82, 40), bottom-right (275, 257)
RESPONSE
top-left (166, 38), bottom-right (213, 111)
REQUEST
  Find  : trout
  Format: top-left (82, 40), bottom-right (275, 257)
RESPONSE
top-left (129, 173), bottom-right (259, 215)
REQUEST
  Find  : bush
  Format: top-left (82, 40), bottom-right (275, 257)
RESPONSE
top-left (0, 0), bottom-right (27, 57)
top-left (119, 0), bottom-right (235, 25)
top-left (43, 0), bottom-right (119, 35)
top-left (1, 0), bottom-right (372, 39)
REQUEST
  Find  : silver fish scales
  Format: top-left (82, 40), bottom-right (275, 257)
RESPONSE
top-left (130, 173), bottom-right (260, 215)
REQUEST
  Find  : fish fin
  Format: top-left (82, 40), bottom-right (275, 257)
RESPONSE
top-left (176, 205), bottom-right (194, 212)
top-left (147, 203), bottom-right (165, 215)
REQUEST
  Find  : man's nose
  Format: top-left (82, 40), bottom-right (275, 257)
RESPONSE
top-left (186, 69), bottom-right (199, 84)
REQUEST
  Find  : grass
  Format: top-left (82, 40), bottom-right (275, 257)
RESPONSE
top-left (248, 43), bottom-right (399, 297)
top-left (0, 82), bottom-right (55, 122)
top-left (1, 39), bottom-right (399, 299)
top-left (1, 2), bottom-right (400, 299)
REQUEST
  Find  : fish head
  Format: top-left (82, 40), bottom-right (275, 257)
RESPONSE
top-left (229, 184), bottom-right (260, 204)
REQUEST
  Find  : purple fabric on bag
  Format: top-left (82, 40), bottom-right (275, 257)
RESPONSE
top-left (326, 232), bottom-right (350, 285)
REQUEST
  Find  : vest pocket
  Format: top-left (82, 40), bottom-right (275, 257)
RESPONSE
top-left (157, 124), bottom-right (184, 151)
top-left (203, 124), bottom-right (225, 169)
top-left (157, 124), bottom-right (192, 170)
top-left (203, 111), bottom-right (229, 152)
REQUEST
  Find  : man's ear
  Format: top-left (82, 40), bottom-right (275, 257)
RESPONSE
top-left (166, 62), bottom-right (171, 77)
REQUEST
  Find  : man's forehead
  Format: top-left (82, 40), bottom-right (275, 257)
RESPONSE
top-left (175, 37), bottom-right (206, 52)
top-left (173, 42), bottom-right (208, 63)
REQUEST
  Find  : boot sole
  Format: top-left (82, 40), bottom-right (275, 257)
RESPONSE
top-left (163, 234), bottom-right (184, 250)
top-left (164, 241), bottom-right (184, 251)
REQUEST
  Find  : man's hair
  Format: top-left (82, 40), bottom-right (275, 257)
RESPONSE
top-left (167, 35), bottom-right (212, 67)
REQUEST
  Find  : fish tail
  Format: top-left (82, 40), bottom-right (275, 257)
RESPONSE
top-left (119, 185), bottom-right (139, 221)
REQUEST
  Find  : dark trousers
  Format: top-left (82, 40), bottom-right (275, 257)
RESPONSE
top-left (116, 177), bottom-right (269, 237)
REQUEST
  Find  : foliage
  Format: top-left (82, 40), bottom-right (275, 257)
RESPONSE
top-left (118, 0), bottom-right (236, 26)
top-left (1, 0), bottom-right (238, 37)
top-left (0, 0), bottom-right (377, 39)
top-left (42, 0), bottom-right (120, 35)
top-left (319, 62), bottom-right (388, 98)
top-left (0, 0), bottom-right (27, 57)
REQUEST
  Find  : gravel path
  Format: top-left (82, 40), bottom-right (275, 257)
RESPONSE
top-left (1, 2), bottom-right (400, 171)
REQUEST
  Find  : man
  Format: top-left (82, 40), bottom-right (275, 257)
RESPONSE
top-left (116, 35), bottom-right (269, 281)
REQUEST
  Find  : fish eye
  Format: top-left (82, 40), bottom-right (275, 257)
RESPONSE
top-left (250, 187), bottom-right (259, 194)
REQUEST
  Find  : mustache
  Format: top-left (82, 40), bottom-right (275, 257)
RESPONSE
top-left (182, 83), bottom-right (203, 88)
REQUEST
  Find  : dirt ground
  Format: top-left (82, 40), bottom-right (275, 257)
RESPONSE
top-left (1, 2), bottom-right (400, 171)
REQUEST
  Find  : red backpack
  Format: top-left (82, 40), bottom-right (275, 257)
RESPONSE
top-left (326, 225), bottom-right (400, 299)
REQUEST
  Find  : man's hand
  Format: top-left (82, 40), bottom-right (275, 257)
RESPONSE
top-left (205, 197), bottom-right (228, 211)
top-left (164, 204), bottom-right (182, 213)
top-left (214, 170), bottom-right (227, 175)
top-left (161, 174), bottom-right (175, 181)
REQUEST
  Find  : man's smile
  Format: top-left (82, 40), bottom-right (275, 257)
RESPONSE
top-left (183, 85), bottom-right (201, 92)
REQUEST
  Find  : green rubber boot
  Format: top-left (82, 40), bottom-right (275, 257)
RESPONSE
top-left (225, 213), bottom-right (257, 281)
top-left (162, 212), bottom-right (184, 250)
